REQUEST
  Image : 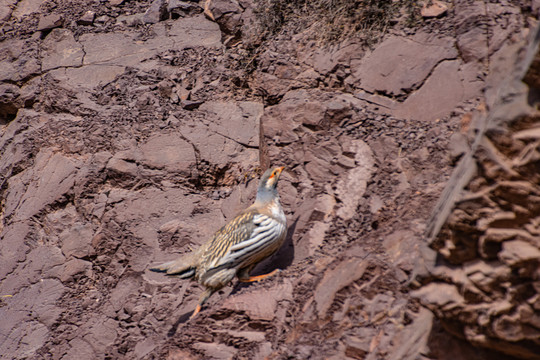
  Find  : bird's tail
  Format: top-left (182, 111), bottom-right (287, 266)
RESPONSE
top-left (149, 253), bottom-right (197, 278)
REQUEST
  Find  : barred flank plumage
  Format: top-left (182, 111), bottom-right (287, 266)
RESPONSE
top-left (149, 166), bottom-right (287, 319)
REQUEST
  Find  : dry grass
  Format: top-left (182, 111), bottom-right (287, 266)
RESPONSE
top-left (254, 0), bottom-right (421, 46)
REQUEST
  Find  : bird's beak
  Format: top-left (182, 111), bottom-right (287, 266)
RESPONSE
top-left (275, 166), bottom-right (285, 178)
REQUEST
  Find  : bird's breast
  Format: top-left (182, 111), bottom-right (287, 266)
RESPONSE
top-left (269, 200), bottom-right (286, 225)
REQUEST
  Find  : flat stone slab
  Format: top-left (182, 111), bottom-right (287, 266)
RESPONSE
top-left (352, 34), bottom-right (457, 96)
top-left (395, 60), bottom-right (464, 121)
top-left (221, 280), bottom-right (293, 321)
top-left (5, 149), bottom-right (79, 221)
top-left (81, 15), bottom-right (221, 67)
top-left (41, 29), bottom-right (84, 71)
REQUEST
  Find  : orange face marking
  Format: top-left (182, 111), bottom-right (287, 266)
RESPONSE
top-left (266, 167), bottom-right (284, 187)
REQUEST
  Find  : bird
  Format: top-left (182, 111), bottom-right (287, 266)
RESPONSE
top-left (149, 166), bottom-right (287, 319)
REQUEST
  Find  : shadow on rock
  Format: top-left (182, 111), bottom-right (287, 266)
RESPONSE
top-left (167, 311), bottom-right (194, 337)
top-left (427, 318), bottom-right (522, 360)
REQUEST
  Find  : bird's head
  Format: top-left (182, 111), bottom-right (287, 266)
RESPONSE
top-left (256, 166), bottom-right (285, 203)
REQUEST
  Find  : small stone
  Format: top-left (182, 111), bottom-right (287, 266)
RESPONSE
top-left (448, 132), bottom-right (469, 161)
top-left (499, 240), bottom-right (540, 266)
top-left (344, 336), bottom-right (369, 359)
top-left (143, 0), bottom-right (168, 24)
top-left (95, 15), bottom-right (110, 24)
top-left (60, 259), bottom-right (92, 282)
top-left (77, 11), bottom-right (95, 25)
top-left (168, 0), bottom-right (202, 18)
top-left (192, 343), bottom-right (236, 360)
top-left (37, 14), bottom-right (63, 31)
top-left (157, 80), bottom-right (174, 98)
top-left (109, 0), bottom-right (124, 5)
top-left (412, 283), bottom-right (464, 312)
top-left (421, 0), bottom-right (448, 18)
top-left (181, 99), bottom-right (204, 110)
top-left (177, 87), bottom-right (191, 101)
top-left (166, 349), bottom-right (198, 360)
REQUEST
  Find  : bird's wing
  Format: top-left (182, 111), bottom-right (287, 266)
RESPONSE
top-left (200, 210), bottom-right (285, 271)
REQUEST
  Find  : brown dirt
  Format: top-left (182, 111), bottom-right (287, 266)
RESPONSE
top-left (0, 0), bottom-right (538, 359)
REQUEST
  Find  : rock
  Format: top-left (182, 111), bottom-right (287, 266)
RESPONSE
top-left (75, 15), bottom-right (220, 72)
top-left (324, 97), bottom-right (353, 125)
top-left (37, 13), bottom-right (63, 31)
top-left (387, 308), bottom-right (433, 360)
top-left (138, 134), bottom-right (196, 173)
top-left (168, 0), bottom-right (202, 17)
top-left (83, 318), bottom-right (118, 355)
top-left (60, 258), bottom-right (93, 282)
top-left (220, 179), bottom-right (258, 220)
top-left (294, 194), bottom-right (336, 259)
top-left (412, 283), bottom-right (464, 312)
top-left (0, 40), bottom-right (40, 82)
top-left (221, 280), bottom-right (293, 320)
top-left (448, 132), bottom-right (469, 161)
top-left (256, 342), bottom-right (273, 360)
top-left (181, 99), bottom-right (204, 110)
top-left (64, 338), bottom-right (96, 360)
top-left (106, 156), bottom-right (138, 176)
top-left (143, 0), bottom-right (168, 24)
top-left (5, 150), bottom-right (79, 221)
top-left (344, 336), bottom-right (369, 359)
top-left (352, 34), bottom-right (457, 96)
top-left (458, 27), bottom-right (489, 63)
top-left (12, 0), bottom-right (44, 18)
top-left (200, 101), bottom-right (263, 147)
top-left (0, 222), bottom-right (31, 280)
top-left (0, 0), bottom-right (15, 22)
top-left (261, 107), bottom-right (300, 145)
top-left (109, 0), bottom-right (124, 5)
top-left (421, 0), bottom-right (448, 18)
top-left (60, 223), bottom-right (95, 258)
top-left (464, 260), bottom-right (510, 293)
top-left (41, 29), bottom-right (84, 71)
top-left (158, 219), bottom-right (183, 234)
top-left (95, 15), bottom-right (110, 23)
top-left (17, 322), bottom-right (49, 358)
top-left (134, 338), bottom-right (156, 359)
top-left (77, 10), bottom-right (95, 25)
top-left (116, 13), bottom-right (144, 26)
top-left (217, 330), bottom-right (266, 342)
top-left (179, 104), bottom-right (260, 171)
top-left (0, 83), bottom-right (21, 122)
top-left (314, 258), bottom-right (369, 317)
top-left (454, 2), bottom-right (490, 63)
top-left (109, 134), bottom-right (196, 175)
top-left (383, 230), bottom-right (417, 272)
top-left (298, 102), bottom-right (326, 130)
top-left (166, 349), bottom-right (198, 360)
top-left (396, 60), bottom-right (463, 122)
top-left (0, 279), bottom-right (65, 357)
top-left (335, 140), bottom-right (375, 220)
top-left (499, 240), bottom-right (540, 266)
top-left (492, 312), bottom-right (529, 342)
top-left (192, 342), bottom-right (236, 360)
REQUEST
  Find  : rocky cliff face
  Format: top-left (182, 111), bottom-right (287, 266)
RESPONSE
top-left (417, 19), bottom-right (540, 360)
top-left (0, 0), bottom-right (538, 359)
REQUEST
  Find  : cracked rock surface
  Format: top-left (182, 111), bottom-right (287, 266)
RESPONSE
top-left (0, 0), bottom-right (538, 359)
